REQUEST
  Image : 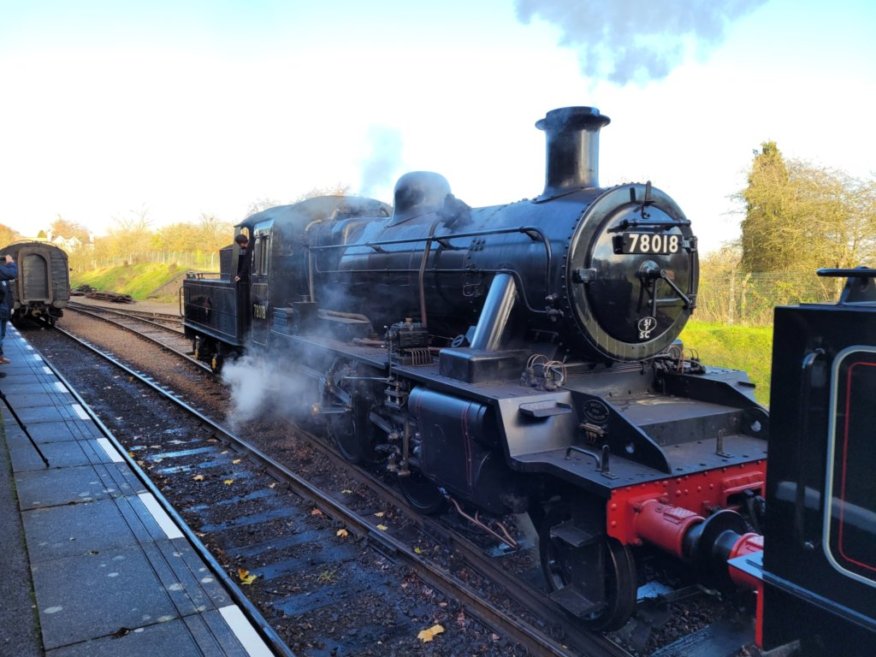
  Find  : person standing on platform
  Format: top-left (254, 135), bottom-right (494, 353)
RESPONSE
top-left (0, 254), bottom-right (19, 365)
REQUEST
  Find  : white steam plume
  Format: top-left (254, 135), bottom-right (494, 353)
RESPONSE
top-left (515, 0), bottom-right (768, 85)
top-left (359, 125), bottom-right (404, 198)
top-left (222, 350), bottom-right (316, 432)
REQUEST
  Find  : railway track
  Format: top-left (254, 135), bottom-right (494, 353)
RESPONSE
top-left (68, 299), bottom-right (183, 327)
top-left (65, 301), bottom-right (208, 371)
top-left (31, 320), bottom-right (633, 657)
top-left (38, 311), bottom-right (754, 656)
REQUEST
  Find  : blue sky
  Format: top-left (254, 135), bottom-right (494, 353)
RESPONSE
top-left (1, 0), bottom-right (873, 254)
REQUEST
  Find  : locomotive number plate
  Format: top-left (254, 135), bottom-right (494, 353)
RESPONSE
top-left (614, 232), bottom-right (681, 255)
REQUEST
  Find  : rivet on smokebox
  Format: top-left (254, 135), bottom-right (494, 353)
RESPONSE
top-left (310, 403), bottom-right (321, 416)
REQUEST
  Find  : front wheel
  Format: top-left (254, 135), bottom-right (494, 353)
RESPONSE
top-left (539, 510), bottom-right (638, 631)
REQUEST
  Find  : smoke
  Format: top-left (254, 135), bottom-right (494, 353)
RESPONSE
top-left (359, 125), bottom-right (404, 198)
top-left (515, 0), bottom-right (768, 85)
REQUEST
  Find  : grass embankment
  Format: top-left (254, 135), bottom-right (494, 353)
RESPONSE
top-left (680, 320), bottom-right (773, 406)
top-left (71, 263), bottom-right (189, 303)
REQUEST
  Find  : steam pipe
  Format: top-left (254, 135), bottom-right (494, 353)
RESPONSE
top-left (469, 273), bottom-right (517, 351)
top-left (536, 106), bottom-right (611, 198)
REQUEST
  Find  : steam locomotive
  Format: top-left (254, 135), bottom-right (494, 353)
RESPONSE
top-left (183, 107), bottom-right (874, 651)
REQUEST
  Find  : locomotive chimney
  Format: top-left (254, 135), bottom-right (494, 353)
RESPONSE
top-left (537, 106), bottom-right (611, 198)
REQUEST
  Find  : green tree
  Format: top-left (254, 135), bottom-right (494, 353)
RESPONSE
top-left (740, 142), bottom-right (795, 272)
top-left (740, 142), bottom-right (875, 274)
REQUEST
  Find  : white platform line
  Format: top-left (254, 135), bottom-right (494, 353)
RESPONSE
top-left (137, 493), bottom-right (184, 540)
top-left (71, 404), bottom-right (90, 420)
top-left (54, 381), bottom-right (68, 393)
top-left (42, 366), bottom-right (53, 375)
top-left (31, 354), bottom-right (42, 362)
top-left (96, 438), bottom-right (124, 463)
top-left (218, 605), bottom-right (273, 657)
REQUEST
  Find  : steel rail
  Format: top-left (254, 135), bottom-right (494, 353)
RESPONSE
top-left (64, 303), bottom-right (210, 373)
top-left (48, 323), bottom-right (632, 657)
top-left (68, 300), bottom-right (182, 326)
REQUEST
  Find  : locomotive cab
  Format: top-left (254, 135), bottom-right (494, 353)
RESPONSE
top-left (731, 268), bottom-right (876, 656)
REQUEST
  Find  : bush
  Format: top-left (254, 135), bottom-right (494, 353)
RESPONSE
top-left (680, 320), bottom-right (773, 405)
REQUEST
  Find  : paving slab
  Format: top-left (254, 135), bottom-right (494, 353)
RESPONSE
top-left (32, 544), bottom-right (179, 649)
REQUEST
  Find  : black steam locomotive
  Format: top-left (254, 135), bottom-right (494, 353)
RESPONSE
top-left (185, 106), bottom-right (773, 632)
top-left (185, 108), bottom-right (876, 651)
top-left (0, 241), bottom-right (70, 326)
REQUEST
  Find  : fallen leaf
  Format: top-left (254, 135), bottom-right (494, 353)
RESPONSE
top-left (223, 479), bottom-right (234, 485)
top-left (414, 546), bottom-right (422, 554)
top-left (374, 511), bottom-right (385, 518)
top-left (232, 458), bottom-right (242, 464)
top-left (376, 524), bottom-right (388, 531)
top-left (341, 489), bottom-right (353, 494)
top-left (417, 624), bottom-right (445, 643)
top-left (336, 528), bottom-right (349, 538)
top-left (193, 474), bottom-right (205, 482)
top-left (317, 570), bottom-right (336, 584)
top-left (310, 508), bottom-right (323, 516)
top-left (237, 568), bottom-right (257, 585)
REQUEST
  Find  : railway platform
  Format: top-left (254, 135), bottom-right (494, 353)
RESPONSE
top-left (0, 324), bottom-right (284, 657)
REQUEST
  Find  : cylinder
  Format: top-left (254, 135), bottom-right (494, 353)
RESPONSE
top-left (469, 273), bottom-right (517, 351)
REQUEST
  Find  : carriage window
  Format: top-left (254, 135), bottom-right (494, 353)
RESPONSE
top-left (824, 346), bottom-right (876, 588)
